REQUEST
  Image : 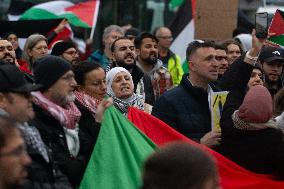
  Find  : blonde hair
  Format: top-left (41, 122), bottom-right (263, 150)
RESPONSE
top-left (23, 34), bottom-right (47, 70)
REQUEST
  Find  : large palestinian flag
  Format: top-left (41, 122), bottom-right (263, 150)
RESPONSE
top-left (169, 0), bottom-right (196, 73)
top-left (79, 106), bottom-right (284, 189)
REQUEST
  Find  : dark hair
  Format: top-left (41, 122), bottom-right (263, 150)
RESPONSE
top-left (214, 43), bottom-right (227, 51)
top-left (221, 39), bottom-right (244, 54)
top-left (125, 27), bottom-right (140, 38)
top-left (134, 32), bottom-right (159, 49)
top-left (186, 40), bottom-right (216, 61)
top-left (0, 116), bottom-right (17, 150)
top-left (110, 37), bottom-right (131, 52)
top-left (273, 88), bottom-right (284, 116)
top-left (142, 142), bottom-right (218, 189)
top-left (73, 60), bottom-right (103, 86)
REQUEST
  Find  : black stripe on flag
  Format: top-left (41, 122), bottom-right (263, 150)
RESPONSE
top-left (0, 19), bottom-right (63, 38)
top-left (168, 0), bottom-right (193, 39)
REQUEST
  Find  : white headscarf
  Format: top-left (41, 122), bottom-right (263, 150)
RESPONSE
top-left (106, 67), bottom-right (134, 97)
top-left (106, 67), bottom-right (144, 114)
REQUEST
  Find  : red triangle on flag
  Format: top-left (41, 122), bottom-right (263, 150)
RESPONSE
top-left (128, 107), bottom-right (284, 189)
top-left (269, 9), bottom-right (284, 36)
top-left (65, 0), bottom-right (100, 28)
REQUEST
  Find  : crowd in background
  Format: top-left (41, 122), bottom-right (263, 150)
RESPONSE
top-left (0, 17), bottom-right (284, 189)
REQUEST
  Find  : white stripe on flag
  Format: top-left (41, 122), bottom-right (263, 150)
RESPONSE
top-left (170, 19), bottom-right (194, 63)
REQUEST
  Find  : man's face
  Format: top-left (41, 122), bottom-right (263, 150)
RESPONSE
top-left (48, 70), bottom-right (77, 106)
top-left (7, 34), bottom-right (19, 50)
top-left (215, 49), bottom-right (228, 75)
top-left (190, 47), bottom-right (219, 82)
top-left (111, 71), bottom-right (134, 99)
top-left (0, 92), bottom-right (34, 123)
top-left (247, 68), bottom-right (263, 89)
top-left (227, 44), bottom-right (241, 64)
top-left (28, 40), bottom-right (48, 62)
top-left (112, 39), bottom-right (136, 67)
top-left (103, 31), bottom-right (123, 50)
top-left (156, 28), bottom-right (173, 49)
top-left (62, 47), bottom-right (80, 65)
top-left (0, 40), bottom-right (16, 64)
top-left (262, 60), bottom-right (283, 82)
top-left (137, 38), bottom-right (158, 65)
top-left (81, 67), bottom-right (107, 100)
top-left (0, 129), bottom-right (31, 188)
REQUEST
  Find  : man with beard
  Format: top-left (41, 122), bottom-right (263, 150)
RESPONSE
top-left (29, 55), bottom-right (111, 188)
top-left (0, 39), bottom-right (33, 78)
top-left (109, 37), bottom-right (155, 105)
top-left (0, 64), bottom-right (72, 188)
top-left (51, 41), bottom-right (80, 66)
top-left (258, 46), bottom-right (284, 98)
top-left (135, 32), bottom-right (173, 101)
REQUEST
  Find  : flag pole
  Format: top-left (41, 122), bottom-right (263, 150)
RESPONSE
top-left (89, 0), bottom-right (100, 40)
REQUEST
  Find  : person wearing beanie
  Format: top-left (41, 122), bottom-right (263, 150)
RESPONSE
top-left (51, 40), bottom-right (80, 65)
top-left (29, 55), bottom-right (111, 187)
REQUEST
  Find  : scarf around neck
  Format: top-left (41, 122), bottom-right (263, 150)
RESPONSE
top-left (0, 108), bottom-right (49, 162)
top-left (74, 90), bottom-right (101, 118)
top-left (232, 110), bottom-right (277, 131)
top-left (108, 92), bottom-right (144, 114)
top-left (32, 91), bottom-right (81, 129)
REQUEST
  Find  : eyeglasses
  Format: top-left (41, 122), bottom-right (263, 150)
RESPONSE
top-left (64, 50), bottom-right (78, 56)
top-left (0, 144), bottom-right (27, 157)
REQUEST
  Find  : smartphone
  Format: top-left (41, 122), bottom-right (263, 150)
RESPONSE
top-left (255, 12), bottom-right (268, 39)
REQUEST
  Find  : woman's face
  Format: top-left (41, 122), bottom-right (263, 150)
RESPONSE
top-left (111, 71), bottom-right (133, 99)
top-left (247, 68), bottom-right (263, 89)
top-left (7, 34), bottom-right (19, 50)
top-left (28, 40), bottom-right (48, 62)
top-left (80, 68), bottom-right (107, 100)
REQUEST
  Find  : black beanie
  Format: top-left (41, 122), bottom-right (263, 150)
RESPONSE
top-left (34, 55), bottom-right (72, 91)
top-left (51, 41), bottom-right (76, 56)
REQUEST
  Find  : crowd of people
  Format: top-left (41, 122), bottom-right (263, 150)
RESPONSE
top-left (0, 19), bottom-right (283, 189)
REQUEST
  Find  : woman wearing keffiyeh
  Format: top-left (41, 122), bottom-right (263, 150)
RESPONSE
top-left (106, 67), bottom-right (152, 115)
top-left (73, 61), bottom-right (111, 151)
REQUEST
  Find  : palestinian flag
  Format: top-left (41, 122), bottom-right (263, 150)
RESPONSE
top-left (169, 0), bottom-right (196, 73)
top-left (20, 0), bottom-right (100, 29)
top-left (79, 106), bottom-right (284, 189)
top-left (268, 9), bottom-right (284, 47)
top-left (79, 107), bottom-right (155, 189)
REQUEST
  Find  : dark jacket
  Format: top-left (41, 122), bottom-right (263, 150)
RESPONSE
top-left (152, 74), bottom-right (219, 141)
top-left (24, 149), bottom-right (72, 189)
top-left (217, 56), bottom-right (284, 177)
top-left (29, 104), bottom-right (90, 188)
top-left (75, 99), bottom-right (100, 159)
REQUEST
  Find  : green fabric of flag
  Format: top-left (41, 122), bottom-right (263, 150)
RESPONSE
top-left (169, 0), bottom-right (184, 9)
top-left (79, 106), bottom-right (156, 189)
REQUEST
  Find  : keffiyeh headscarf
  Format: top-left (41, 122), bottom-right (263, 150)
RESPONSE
top-left (106, 67), bottom-right (144, 114)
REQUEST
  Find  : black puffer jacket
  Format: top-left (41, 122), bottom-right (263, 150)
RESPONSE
top-left (29, 104), bottom-right (91, 188)
top-left (152, 74), bottom-right (219, 141)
